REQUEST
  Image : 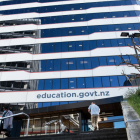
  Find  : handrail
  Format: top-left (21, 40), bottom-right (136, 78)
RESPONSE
top-left (0, 112), bottom-right (30, 136)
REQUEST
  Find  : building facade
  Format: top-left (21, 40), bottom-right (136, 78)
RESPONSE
top-left (0, 0), bottom-right (139, 135)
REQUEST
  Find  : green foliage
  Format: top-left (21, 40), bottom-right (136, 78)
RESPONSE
top-left (125, 88), bottom-right (140, 117)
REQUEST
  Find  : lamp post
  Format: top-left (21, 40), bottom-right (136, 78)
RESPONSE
top-left (120, 32), bottom-right (140, 64)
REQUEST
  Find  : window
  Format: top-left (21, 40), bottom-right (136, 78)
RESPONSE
top-left (99, 57), bottom-right (107, 65)
top-left (61, 79), bottom-right (68, 89)
top-left (44, 79), bottom-right (52, 89)
top-left (62, 42), bottom-right (68, 52)
top-left (102, 77), bottom-right (110, 87)
top-left (83, 41), bottom-right (90, 50)
top-left (77, 58), bottom-right (84, 69)
top-left (69, 78), bottom-right (76, 89)
top-left (76, 41), bottom-right (83, 51)
top-left (61, 59), bottom-right (68, 70)
top-left (69, 42), bottom-right (75, 51)
top-left (91, 57), bottom-right (99, 68)
top-left (53, 79), bottom-right (60, 89)
top-left (46, 60), bottom-right (53, 71)
top-left (77, 78), bottom-right (85, 88)
top-left (85, 77), bottom-right (93, 88)
top-left (93, 77), bottom-right (102, 87)
top-left (118, 76), bottom-right (127, 86)
top-left (69, 59), bottom-right (76, 70)
top-left (84, 58), bottom-right (91, 69)
top-left (107, 57), bottom-right (115, 65)
top-left (38, 80), bottom-right (44, 90)
top-left (110, 76), bottom-right (119, 87)
top-left (55, 43), bottom-right (61, 52)
top-left (41, 60), bottom-right (46, 71)
top-left (54, 59), bottom-right (61, 71)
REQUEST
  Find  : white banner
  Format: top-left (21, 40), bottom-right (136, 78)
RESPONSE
top-left (0, 87), bottom-right (138, 103)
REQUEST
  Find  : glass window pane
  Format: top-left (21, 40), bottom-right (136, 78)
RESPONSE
top-left (84, 58), bottom-right (91, 69)
top-left (41, 60), bottom-right (46, 71)
top-left (85, 77), bottom-right (93, 88)
top-left (99, 57), bottom-right (107, 65)
top-left (61, 79), bottom-right (68, 89)
top-left (129, 55), bottom-right (138, 64)
top-left (44, 79), bottom-right (52, 89)
top-left (118, 76), bottom-right (127, 86)
top-left (102, 77), bottom-right (110, 87)
top-left (38, 80), bottom-right (44, 90)
top-left (91, 57), bottom-right (99, 68)
top-left (69, 42), bottom-right (75, 51)
top-left (93, 77), bottom-right (102, 87)
top-left (69, 58), bottom-right (76, 70)
top-left (77, 58), bottom-right (84, 69)
top-left (54, 59), bottom-right (61, 71)
top-left (107, 56), bottom-right (115, 65)
top-left (61, 59), bottom-right (68, 70)
top-left (69, 78), bottom-right (76, 89)
top-left (77, 78), bottom-right (85, 88)
top-left (53, 79), bottom-right (60, 89)
top-left (110, 76), bottom-right (119, 87)
top-left (46, 60), bottom-right (53, 71)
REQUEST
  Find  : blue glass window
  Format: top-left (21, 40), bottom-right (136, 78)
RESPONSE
top-left (114, 56), bottom-right (122, 65)
top-left (91, 57), bottom-right (99, 68)
top-left (118, 76), bottom-right (127, 86)
top-left (62, 42), bottom-right (68, 52)
top-left (69, 42), bottom-right (75, 51)
top-left (48, 43), bottom-right (54, 53)
top-left (77, 78), bottom-right (85, 88)
top-left (102, 77), bottom-right (110, 87)
top-left (53, 79), bottom-right (60, 89)
top-left (76, 41), bottom-right (83, 51)
top-left (107, 56), bottom-right (115, 65)
top-left (46, 60), bottom-right (53, 71)
top-left (110, 76), bottom-right (119, 87)
top-left (44, 79), bottom-right (52, 89)
top-left (41, 44), bottom-right (47, 53)
top-left (104, 40), bottom-right (111, 47)
top-left (129, 55), bottom-right (138, 64)
top-left (61, 59), bottom-right (68, 70)
top-left (54, 59), bottom-right (61, 71)
top-left (69, 78), bottom-right (76, 89)
top-left (77, 58), bottom-right (84, 69)
top-left (99, 57), bottom-right (107, 65)
top-left (43, 103), bottom-right (51, 107)
top-left (93, 77), bottom-right (102, 87)
top-left (84, 58), bottom-right (92, 69)
top-left (38, 80), bottom-right (44, 90)
top-left (89, 41), bottom-right (96, 50)
top-left (69, 59), bottom-right (76, 70)
top-left (41, 60), bottom-right (46, 71)
top-left (85, 77), bottom-right (93, 88)
top-left (83, 41), bottom-right (90, 50)
top-left (61, 79), bottom-right (68, 89)
top-left (55, 43), bottom-right (61, 52)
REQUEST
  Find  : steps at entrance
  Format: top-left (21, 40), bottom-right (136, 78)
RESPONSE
top-left (6, 128), bottom-right (127, 140)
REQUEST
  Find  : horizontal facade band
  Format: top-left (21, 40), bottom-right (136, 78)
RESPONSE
top-left (0, 16), bottom-right (140, 33)
top-left (0, 86), bottom-right (137, 103)
top-left (0, 30), bottom-right (138, 47)
top-left (0, 47), bottom-right (136, 63)
top-left (0, 5), bottom-right (138, 22)
top-left (0, 0), bottom-right (135, 11)
top-left (0, 65), bottom-right (137, 81)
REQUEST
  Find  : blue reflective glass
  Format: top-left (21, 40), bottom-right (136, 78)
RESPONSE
top-left (48, 43), bottom-right (54, 53)
top-left (69, 42), bottom-right (75, 51)
top-left (69, 78), bottom-right (76, 89)
top-left (77, 78), bottom-right (85, 88)
top-left (44, 79), bottom-right (52, 89)
top-left (110, 76), bottom-right (119, 87)
top-left (85, 77), bottom-right (93, 88)
top-left (60, 102), bottom-right (68, 105)
top-left (38, 80), bottom-right (44, 90)
top-left (102, 77), bottom-right (110, 87)
top-left (89, 41), bottom-right (96, 49)
top-left (41, 60), bottom-right (46, 71)
top-left (38, 103), bottom-right (43, 108)
top-left (52, 102), bottom-right (59, 106)
top-left (46, 60), bottom-right (53, 71)
top-left (53, 79), bottom-right (60, 89)
top-left (77, 58), bottom-right (84, 69)
top-left (97, 40), bottom-right (104, 47)
top-left (104, 40), bottom-right (111, 47)
top-left (124, 38), bottom-right (133, 46)
top-left (129, 55), bottom-right (138, 64)
top-left (118, 76), bottom-right (127, 86)
top-left (126, 24), bottom-right (135, 30)
top-left (111, 39), bottom-right (118, 47)
top-left (76, 41), bottom-right (83, 51)
top-left (62, 28), bottom-right (68, 36)
top-left (61, 59), bottom-right (68, 70)
top-left (61, 79), bottom-right (68, 89)
top-left (83, 41), bottom-right (90, 50)
top-left (114, 56), bottom-right (122, 65)
top-left (55, 43), bottom-right (61, 52)
top-left (88, 26), bottom-right (94, 34)
top-left (99, 57), bottom-right (107, 65)
top-left (107, 56), bottom-right (115, 65)
top-left (69, 59), bottom-right (76, 70)
top-left (117, 39), bottom-right (125, 46)
top-left (41, 44), bottom-right (47, 53)
top-left (91, 57), bottom-right (99, 68)
top-left (43, 102), bottom-right (51, 107)
top-left (69, 27), bottom-right (75, 36)
top-left (54, 59), bottom-right (61, 71)
top-left (84, 58), bottom-right (91, 69)
top-left (62, 42), bottom-right (68, 52)
top-left (93, 77), bottom-right (102, 87)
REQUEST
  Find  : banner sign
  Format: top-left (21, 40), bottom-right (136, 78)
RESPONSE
top-left (0, 87), bottom-right (137, 103)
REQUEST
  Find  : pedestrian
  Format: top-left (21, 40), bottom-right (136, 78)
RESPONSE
top-left (0, 107), bottom-right (7, 134)
top-left (3, 106), bottom-right (13, 137)
top-left (88, 102), bottom-right (100, 131)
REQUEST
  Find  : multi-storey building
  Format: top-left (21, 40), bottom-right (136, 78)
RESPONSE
top-left (0, 0), bottom-right (139, 135)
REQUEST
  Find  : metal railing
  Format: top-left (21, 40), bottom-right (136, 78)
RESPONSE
top-left (0, 112), bottom-right (30, 136)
